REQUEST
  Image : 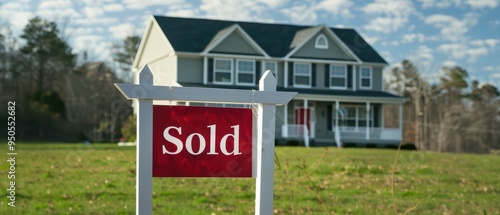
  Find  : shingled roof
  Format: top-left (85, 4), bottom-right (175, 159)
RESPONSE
top-left (153, 16), bottom-right (387, 64)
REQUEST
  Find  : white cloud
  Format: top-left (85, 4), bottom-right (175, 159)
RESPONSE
top-left (123, 0), bottom-right (184, 10)
top-left (199, 0), bottom-right (276, 23)
top-left (108, 23), bottom-right (140, 40)
top-left (83, 6), bottom-right (105, 18)
top-left (402, 33), bottom-right (426, 43)
top-left (103, 4), bottom-right (125, 12)
top-left (485, 39), bottom-right (499, 50)
top-left (165, 2), bottom-right (199, 18)
top-left (361, 0), bottom-right (416, 34)
top-left (408, 45), bottom-right (435, 70)
top-left (465, 0), bottom-right (499, 8)
top-left (37, 0), bottom-right (80, 19)
top-left (483, 66), bottom-right (496, 71)
top-left (0, 2), bottom-right (33, 34)
top-left (442, 60), bottom-right (458, 67)
top-left (281, 0), bottom-right (353, 24)
top-left (281, 3), bottom-right (317, 24)
top-left (314, 0), bottom-right (353, 19)
top-left (424, 14), bottom-right (475, 42)
top-left (417, 0), bottom-right (461, 8)
top-left (73, 17), bottom-right (118, 26)
top-left (437, 42), bottom-right (489, 62)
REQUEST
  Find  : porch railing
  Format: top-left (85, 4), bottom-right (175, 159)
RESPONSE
top-left (282, 125), bottom-right (402, 141)
top-left (339, 127), bottom-right (402, 141)
top-left (281, 124), bottom-right (310, 147)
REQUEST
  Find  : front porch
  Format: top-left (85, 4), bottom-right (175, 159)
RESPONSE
top-left (279, 98), bottom-right (404, 147)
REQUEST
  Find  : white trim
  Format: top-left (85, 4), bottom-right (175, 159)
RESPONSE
top-left (360, 66), bottom-right (373, 89)
top-left (133, 17), bottom-right (176, 70)
top-left (203, 56), bottom-right (208, 85)
top-left (202, 24), bottom-right (270, 58)
top-left (323, 27), bottom-right (362, 63)
top-left (285, 26), bottom-right (322, 59)
top-left (236, 59), bottom-right (256, 86)
top-left (293, 62), bottom-right (312, 88)
top-left (366, 102), bottom-right (370, 140)
top-left (295, 95), bottom-right (404, 104)
top-left (329, 64), bottom-right (347, 89)
top-left (352, 65), bottom-right (357, 91)
top-left (284, 61), bottom-right (288, 88)
top-left (315, 34), bottom-right (328, 49)
top-left (213, 58), bottom-right (233, 85)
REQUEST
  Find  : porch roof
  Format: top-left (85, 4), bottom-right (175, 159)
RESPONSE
top-left (178, 82), bottom-right (406, 103)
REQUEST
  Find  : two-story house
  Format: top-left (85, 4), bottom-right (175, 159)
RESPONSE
top-left (132, 15), bottom-right (405, 147)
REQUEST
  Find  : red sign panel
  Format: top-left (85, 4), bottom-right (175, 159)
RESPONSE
top-left (153, 105), bottom-right (253, 178)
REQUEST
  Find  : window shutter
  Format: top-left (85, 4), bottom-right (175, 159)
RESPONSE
top-left (311, 63), bottom-right (316, 87)
top-left (324, 64), bottom-right (330, 87)
top-left (327, 104), bottom-right (332, 131)
top-left (255, 61), bottom-right (261, 85)
top-left (208, 59), bottom-right (214, 83)
top-left (288, 62), bottom-right (293, 87)
top-left (347, 65), bottom-right (352, 88)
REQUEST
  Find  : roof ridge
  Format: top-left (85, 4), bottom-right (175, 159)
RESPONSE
top-left (152, 15), bottom-right (354, 30)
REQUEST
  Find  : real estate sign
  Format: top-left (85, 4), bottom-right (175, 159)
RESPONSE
top-left (153, 105), bottom-right (254, 177)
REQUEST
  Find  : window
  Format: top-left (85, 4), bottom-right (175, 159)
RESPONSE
top-left (294, 63), bottom-right (311, 87)
top-left (214, 59), bottom-right (232, 84)
top-left (236, 59), bottom-right (255, 85)
top-left (330, 65), bottom-right (347, 89)
top-left (263, 61), bottom-right (278, 79)
top-left (360, 67), bottom-right (372, 89)
top-left (315, 34), bottom-right (328, 49)
top-left (334, 106), bottom-right (374, 129)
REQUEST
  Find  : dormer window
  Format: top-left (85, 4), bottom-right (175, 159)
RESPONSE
top-left (315, 34), bottom-right (328, 49)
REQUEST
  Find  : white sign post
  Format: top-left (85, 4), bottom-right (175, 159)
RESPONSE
top-left (115, 65), bottom-right (296, 215)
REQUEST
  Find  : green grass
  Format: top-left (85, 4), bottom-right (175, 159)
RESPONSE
top-left (1, 143), bottom-right (499, 214)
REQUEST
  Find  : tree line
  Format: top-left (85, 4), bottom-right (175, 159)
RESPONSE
top-left (386, 60), bottom-right (500, 154)
top-left (0, 16), bottom-right (140, 142)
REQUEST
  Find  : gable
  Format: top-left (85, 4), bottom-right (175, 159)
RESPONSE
top-left (209, 31), bottom-right (262, 56)
top-left (291, 30), bottom-right (356, 61)
top-left (134, 20), bottom-right (173, 70)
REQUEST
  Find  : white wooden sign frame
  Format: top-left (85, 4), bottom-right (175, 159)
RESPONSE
top-left (115, 65), bottom-right (296, 215)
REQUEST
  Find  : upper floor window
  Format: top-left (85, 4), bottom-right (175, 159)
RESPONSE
top-left (360, 67), bottom-right (372, 89)
top-left (214, 58), bottom-right (233, 84)
top-left (263, 61), bottom-right (278, 79)
top-left (294, 63), bottom-right (311, 87)
top-left (315, 34), bottom-right (328, 49)
top-left (236, 59), bottom-right (255, 85)
top-left (330, 65), bottom-right (347, 89)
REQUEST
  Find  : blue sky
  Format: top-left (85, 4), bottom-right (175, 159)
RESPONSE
top-left (1, 0), bottom-right (499, 87)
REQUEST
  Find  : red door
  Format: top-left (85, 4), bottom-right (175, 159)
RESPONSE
top-left (295, 108), bottom-right (310, 130)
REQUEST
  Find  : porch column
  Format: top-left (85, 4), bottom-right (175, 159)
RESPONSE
top-left (284, 61), bottom-right (288, 88)
top-left (283, 103), bottom-right (288, 137)
top-left (353, 65), bottom-right (357, 91)
top-left (366, 102), bottom-right (370, 140)
top-left (304, 99), bottom-right (309, 147)
top-left (335, 100), bottom-right (341, 148)
top-left (335, 100), bottom-right (339, 131)
top-left (203, 56), bottom-right (208, 85)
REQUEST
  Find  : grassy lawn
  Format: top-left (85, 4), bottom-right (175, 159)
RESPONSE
top-left (1, 143), bottom-right (499, 214)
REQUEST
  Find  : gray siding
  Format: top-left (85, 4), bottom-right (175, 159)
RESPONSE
top-left (314, 102), bottom-right (334, 139)
top-left (292, 31), bottom-right (355, 61)
top-left (372, 66), bottom-right (383, 91)
top-left (355, 66), bottom-right (384, 91)
top-left (210, 32), bottom-right (260, 55)
top-left (177, 57), bottom-right (203, 83)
